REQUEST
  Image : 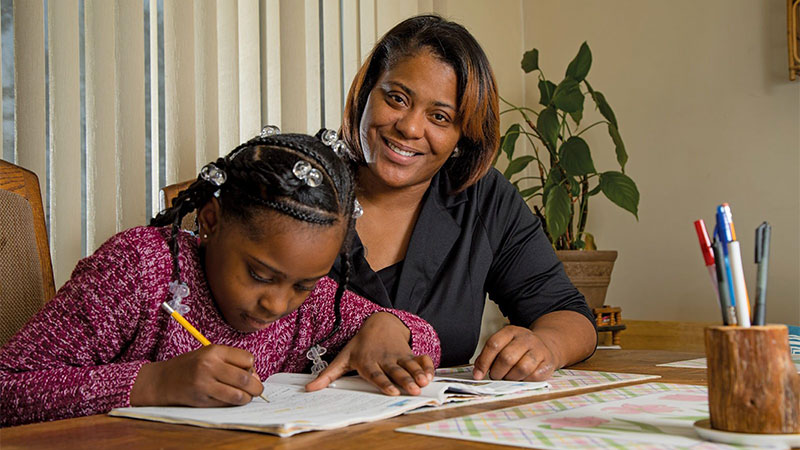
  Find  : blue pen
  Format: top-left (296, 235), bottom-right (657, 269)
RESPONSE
top-left (715, 204), bottom-right (737, 310)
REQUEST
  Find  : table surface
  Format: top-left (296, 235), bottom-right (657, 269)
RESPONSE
top-left (0, 349), bottom-right (706, 449)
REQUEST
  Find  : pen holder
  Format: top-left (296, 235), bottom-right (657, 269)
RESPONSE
top-left (705, 325), bottom-right (800, 434)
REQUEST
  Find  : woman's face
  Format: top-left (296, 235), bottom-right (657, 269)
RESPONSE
top-left (200, 203), bottom-right (345, 333)
top-left (358, 50), bottom-right (462, 191)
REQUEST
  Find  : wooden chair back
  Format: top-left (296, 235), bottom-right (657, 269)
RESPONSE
top-left (159, 179), bottom-right (196, 230)
top-left (0, 160), bottom-right (56, 345)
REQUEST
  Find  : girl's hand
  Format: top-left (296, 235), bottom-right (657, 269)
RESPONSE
top-left (472, 325), bottom-right (560, 381)
top-left (131, 345), bottom-right (264, 407)
top-left (305, 312), bottom-right (435, 395)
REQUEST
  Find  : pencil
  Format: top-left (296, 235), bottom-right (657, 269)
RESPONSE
top-left (161, 302), bottom-right (269, 402)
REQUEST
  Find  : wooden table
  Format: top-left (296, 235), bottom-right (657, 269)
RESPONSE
top-left (0, 349), bottom-right (706, 449)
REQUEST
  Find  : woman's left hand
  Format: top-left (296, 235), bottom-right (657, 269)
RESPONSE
top-left (305, 312), bottom-right (435, 395)
top-left (472, 310), bottom-right (597, 381)
top-left (472, 325), bottom-right (561, 382)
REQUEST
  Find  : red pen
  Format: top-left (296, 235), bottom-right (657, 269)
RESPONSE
top-left (694, 219), bottom-right (720, 304)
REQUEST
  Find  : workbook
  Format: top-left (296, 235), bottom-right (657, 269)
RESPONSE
top-left (109, 372), bottom-right (549, 437)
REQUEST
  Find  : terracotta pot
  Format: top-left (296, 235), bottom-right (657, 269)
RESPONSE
top-left (555, 250), bottom-right (618, 310)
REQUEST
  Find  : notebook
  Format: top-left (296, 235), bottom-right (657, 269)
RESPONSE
top-left (109, 371), bottom-right (549, 437)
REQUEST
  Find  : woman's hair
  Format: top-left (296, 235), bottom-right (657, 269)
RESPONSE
top-left (341, 14), bottom-right (500, 193)
top-left (151, 130), bottom-right (356, 342)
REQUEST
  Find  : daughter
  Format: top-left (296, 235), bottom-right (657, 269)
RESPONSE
top-left (0, 128), bottom-right (440, 427)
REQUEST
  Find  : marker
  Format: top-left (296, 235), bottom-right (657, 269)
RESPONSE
top-left (693, 220), bottom-right (719, 305)
top-left (162, 302), bottom-right (269, 402)
top-left (711, 240), bottom-right (736, 325)
top-left (753, 222), bottom-right (771, 326)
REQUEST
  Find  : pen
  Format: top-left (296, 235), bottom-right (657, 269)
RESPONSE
top-left (715, 204), bottom-right (737, 311)
top-left (720, 204), bottom-right (750, 327)
top-left (161, 302), bottom-right (269, 402)
top-left (753, 222), bottom-right (771, 326)
top-left (727, 240), bottom-right (751, 327)
top-left (693, 220), bottom-right (720, 305)
top-left (711, 240), bottom-right (736, 325)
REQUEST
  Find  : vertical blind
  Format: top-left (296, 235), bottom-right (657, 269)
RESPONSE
top-left (7, 0), bottom-right (440, 289)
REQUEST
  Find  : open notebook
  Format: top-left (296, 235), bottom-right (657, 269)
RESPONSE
top-left (109, 372), bottom-right (549, 437)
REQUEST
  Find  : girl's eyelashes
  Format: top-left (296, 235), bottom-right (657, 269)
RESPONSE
top-left (248, 268), bottom-right (274, 284)
top-left (294, 283), bottom-right (316, 292)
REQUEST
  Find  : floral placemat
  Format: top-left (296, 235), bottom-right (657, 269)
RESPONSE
top-left (398, 382), bottom-right (777, 449)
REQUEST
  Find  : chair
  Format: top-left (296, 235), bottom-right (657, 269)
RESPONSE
top-left (159, 179), bottom-right (196, 230)
top-left (0, 160), bottom-right (55, 346)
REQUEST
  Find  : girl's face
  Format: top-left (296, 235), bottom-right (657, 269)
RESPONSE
top-left (358, 50), bottom-right (462, 192)
top-left (200, 202), bottom-right (345, 333)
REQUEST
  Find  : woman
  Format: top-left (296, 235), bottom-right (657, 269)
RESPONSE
top-left (306, 14), bottom-right (596, 392)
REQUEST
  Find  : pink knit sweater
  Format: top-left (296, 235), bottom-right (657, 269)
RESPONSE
top-left (0, 226), bottom-right (440, 427)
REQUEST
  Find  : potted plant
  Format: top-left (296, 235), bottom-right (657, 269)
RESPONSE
top-left (495, 42), bottom-right (639, 309)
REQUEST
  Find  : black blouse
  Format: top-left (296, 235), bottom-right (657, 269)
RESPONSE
top-left (330, 168), bottom-right (595, 367)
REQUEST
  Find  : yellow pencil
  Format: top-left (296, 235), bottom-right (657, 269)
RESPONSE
top-left (161, 302), bottom-right (269, 402)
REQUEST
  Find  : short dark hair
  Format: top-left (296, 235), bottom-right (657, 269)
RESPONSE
top-left (341, 14), bottom-right (500, 193)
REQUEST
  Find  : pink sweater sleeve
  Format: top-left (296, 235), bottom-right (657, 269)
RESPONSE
top-left (298, 278), bottom-right (441, 368)
top-left (0, 231), bottom-right (152, 426)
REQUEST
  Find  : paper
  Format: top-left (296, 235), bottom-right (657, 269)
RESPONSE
top-left (405, 366), bottom-right (660, 413)
top-left (398, 382), bottom-right (779, 449)
top-left (109, 371), bottom-right (549, 437)
top-left (657, 356), bottom-right (800, 372)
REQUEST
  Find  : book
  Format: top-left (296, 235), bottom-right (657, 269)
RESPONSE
top-left (109, 372), bottom-right (549, 437)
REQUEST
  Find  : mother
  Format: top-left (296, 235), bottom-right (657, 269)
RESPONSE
top-left (308, 14), bottom-right (596, 393)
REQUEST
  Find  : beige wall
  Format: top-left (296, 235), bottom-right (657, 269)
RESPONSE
top-left (439, 0), bottom-right (799, 336)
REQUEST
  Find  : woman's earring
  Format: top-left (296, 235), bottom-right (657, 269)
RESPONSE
top-left (202, 233), bottom-right (209, 240)
top-left (451, 147), bottom-right (460, 158)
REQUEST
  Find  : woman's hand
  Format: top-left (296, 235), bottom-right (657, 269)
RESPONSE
top-left (131, 345), bottom-right (264, 407)
top-left (305, 312), bottom-right (435, 395)
top-left (473, 310), bottom-right (597, 381)
top-left (472, 325), bottom-right (561, 381)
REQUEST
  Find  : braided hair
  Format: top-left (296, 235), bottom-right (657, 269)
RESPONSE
top-left (151, 129), bottom-right (356, 350)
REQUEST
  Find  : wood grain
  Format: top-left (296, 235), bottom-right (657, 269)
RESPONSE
top-left (0, 160), bottom-right (55, 302)
top-left (0, 349), bottom-right (706, 449)
top-left (706, 325), bottom-right (800, 434)
top-left (612, 319), bottom-right (716, 352)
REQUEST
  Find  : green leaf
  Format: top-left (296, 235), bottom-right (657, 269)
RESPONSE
top-left (591, 91), bottom-right (618, 128)
top-left (538, 79), bottom-right (557, 106)
top-left (504, 155), bottom-right (535, 179)
top-left (545, 184), bottom-right (571, 241)
top-left (501, 123), bottom-right (521, 161)
top-left (569, 108), bottom-right (582, 126)
top-left (565, 42), bottom-right (592, 82)
top-left (521, 49), bottom-right (539, 73)
top-left (608, 123), bottom-right (628, 171)
top-left (519, 185), bottom-right (542, 197)
top-left (559, 136), bottom-right (596, 176)
top-left (542, 166), bottom-right (563, 203)
top-left (569, 177), bottom-right (581, 196)
top-left (587, 183), bottom-right (602, 196)
top-left (552, 79), bottom-right (585, 113)
top-left (536, 107), bottom-right (559, 151)
top-left (600, 171), bottom-right (639, 219)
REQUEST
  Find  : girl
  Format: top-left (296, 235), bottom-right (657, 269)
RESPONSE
top-left (0, 128), bottom-right (440, 427)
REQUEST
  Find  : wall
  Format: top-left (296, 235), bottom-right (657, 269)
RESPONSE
top-left (518, 0), bottom-right (799, 323)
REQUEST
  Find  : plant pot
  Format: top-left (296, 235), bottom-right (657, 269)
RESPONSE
top-left (555, 250), bottom-right (618, 310)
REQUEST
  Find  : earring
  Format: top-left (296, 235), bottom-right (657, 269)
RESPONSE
top-left (451, 147), bottom-right (460, 158)
top-left (202, 233), bottom-right (209, 239)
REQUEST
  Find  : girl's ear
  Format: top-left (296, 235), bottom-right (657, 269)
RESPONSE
top-left (197, 197), bottom-right (222, 239)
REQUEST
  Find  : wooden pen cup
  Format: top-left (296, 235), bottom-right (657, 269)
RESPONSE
top-left (705, 325), bottom-right (800, 434)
